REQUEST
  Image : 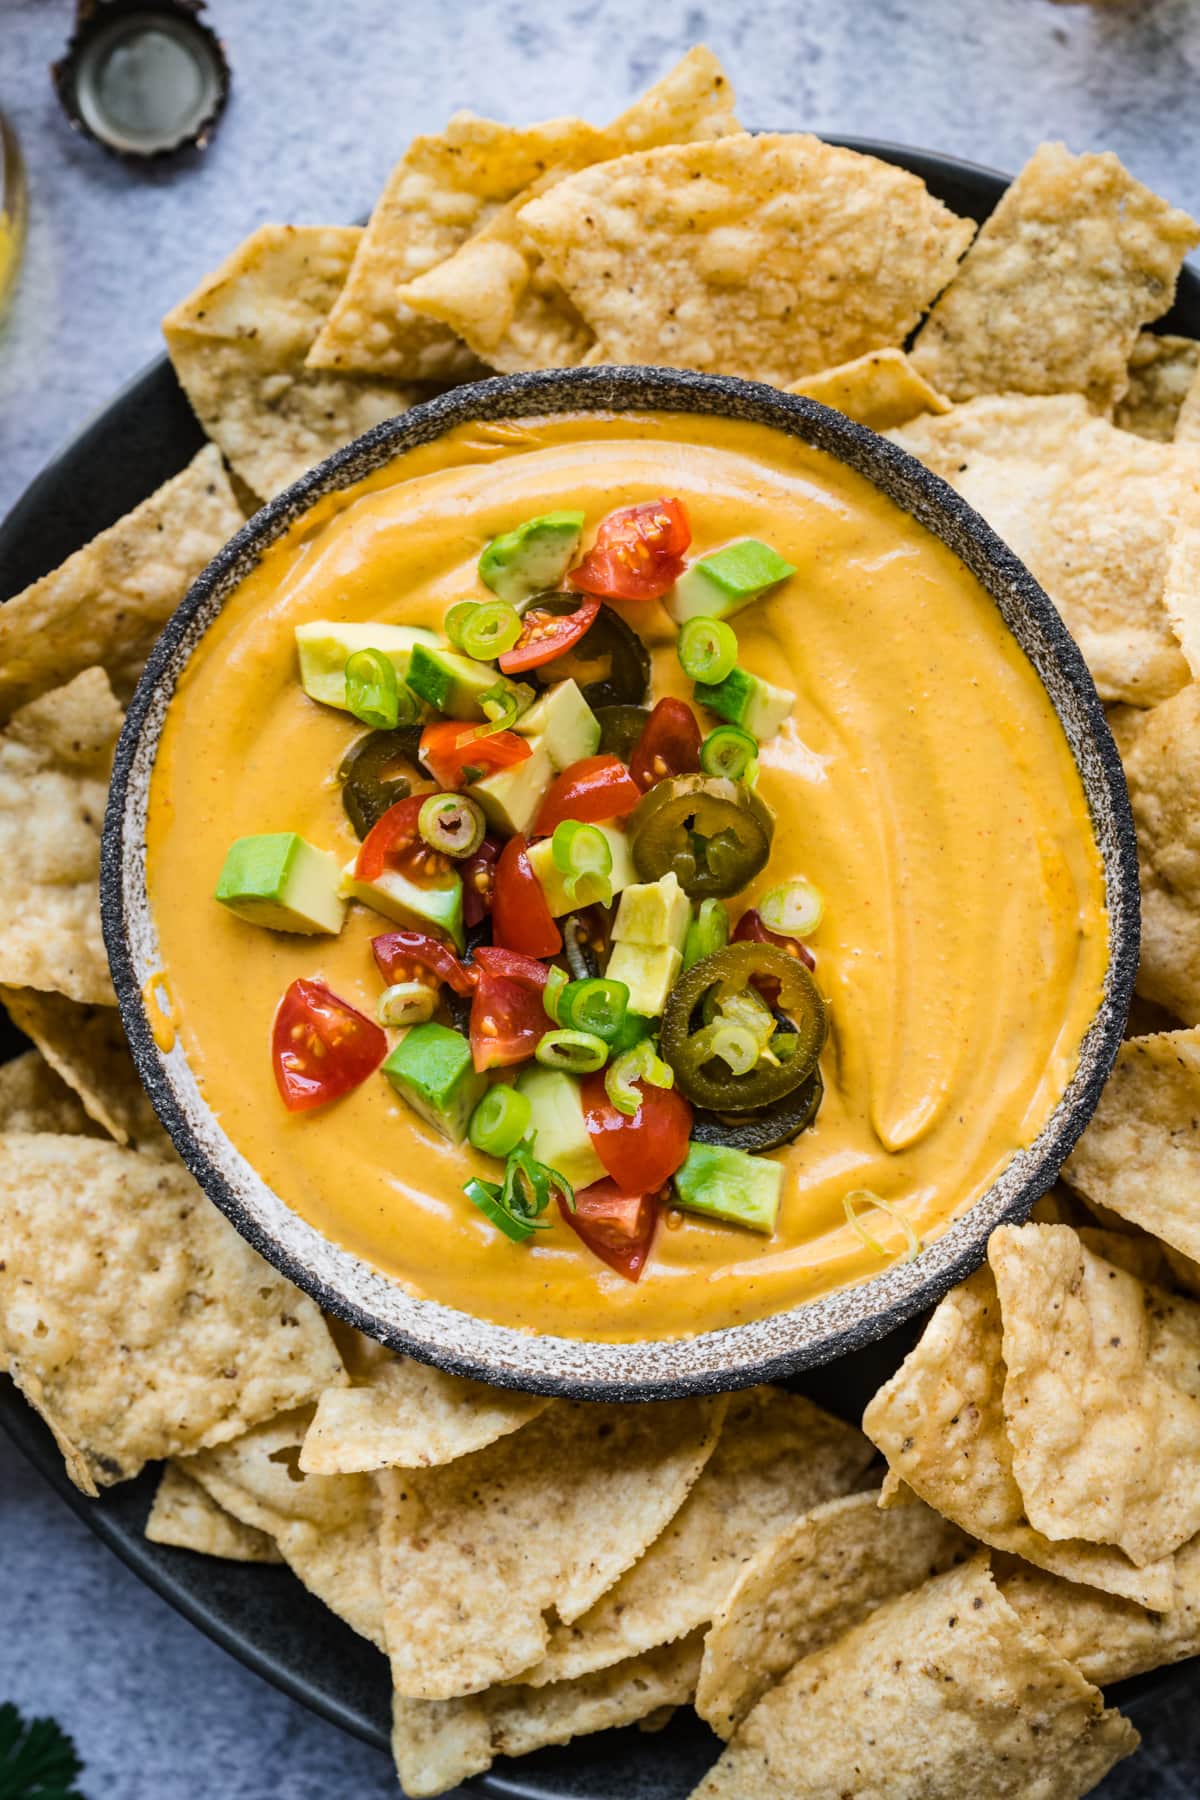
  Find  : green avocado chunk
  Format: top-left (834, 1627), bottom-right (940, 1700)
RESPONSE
top-left (341, 859), bottom-right (465, 951)
top-left (667, 539), bottom-right (796, 625)
top-left (295, 621), bottom-right (437, 710)
top-left (516, 1065), bottom-right (605, 1191)
top-left (215, 833), bottom-right (345, 934)
top-left (479, 511), bottom-right (585, 606)
top-left (406, 643), bottom-right (526, 720)
top-left (694, 666), bottom-right (795, 741)
top-left (673, 1140), bottom-right (783, 1234)
top-left (383, 1023), bottom-right (486, 1144)
top-left (515, 678), bottom-right (600, 769)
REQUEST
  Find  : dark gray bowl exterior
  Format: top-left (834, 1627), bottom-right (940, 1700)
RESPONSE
top-left (101, 365), bottom-right (1139, 1401)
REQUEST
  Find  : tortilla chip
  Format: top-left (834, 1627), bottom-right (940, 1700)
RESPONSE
top-left (0, 446), bottom-right (242, 719)
top-left (0, 1049), bottom-right (100, 1137)
top-left (380, 1393), bottom-right (724, 1698)
top-left (862, 1266), bottom-right (1175, 1607)
top-left (519, 134), bottom-right (974, 387)
top-left (695, 1488), bottom-right (971, 1739)
top-left (184, 1407), bottom-right (382, 1644)
top-left (1065, 1027), bottom-right (1200, 1259)
top-left (307, 114), bottom-right (606, 380)
top-left (1110, 694), bottom-right (1200, 1014)
top-left (163, 225), bottom-right (417, 501)
top-left (521, 1389), bottom-right (875, 1687)
top-left (911, 142), bottom-right (1199, 410)
top-left (391, 1635), bottom-right (703, 1798)
top-left (607, 45), bottom-right (739, 150)
top-left (145, 1462), bottom-right (282, 1563)
top-left (891, 395), bottom-right (1200, 705)
top-left (2, 988), bottom-right (167, 1152)
top-left (786, 349), bottom-right (949, 431)
top-left (300, 1353), bottom-right (549, 1473)
top-left (990, 1223), bottom-right (1200, 1565)
top-left (0, 668), bottom-right (122, 1006)
top-left (997, 1535), bottom-right (1200, 1686)
top-left (0, 1133), bottom-right (344, 1496)
top-left (1177, 358), bottom-right (1200, 441)
top-left (689, 1558), bottom-right (1138, 1800)
top-left (1114, 332), bottom-right (1200, 440)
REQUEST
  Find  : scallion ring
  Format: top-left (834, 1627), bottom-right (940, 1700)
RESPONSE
top-left (700, 724), bottom-right (758, 783)
top-left (344, 648), bottom-right (404, 730)
top-left (543, 964), bottom-right (568, 1024)
top-left (682, 897), bottom-right (729, 970)
top-left (843, 1189), bottom-right (922, 1263)
top-left (759, 875), bottom-right (824, 937)
top-left (457, 679), bottom-right (535, 744)
top-left (503, 1145), bottom-right (572, 1222)
top-left (463, 1176), bottom-right (538, 1243)
top-left (376, 981), bottom-right (436, 1027)
top-left (678, 615), bottom-right (738, 684)
top-left (551, 820), bottom-right (613, 906)
top-left (468, 1084), bottom-right (532, 1158)
top-left (557, 977), bottom-right (629, 1044)
top-left (460, 599), bottom-right (523, 661)
top-left (418, 792), bottom-right (485, 859)
top-left (690, 1021), bottom-right (760, 1077)
top-left (535, 1029), bottom-right (609, 1074)
top-left (604, 1038), bottom-right (675, 1116)
top-left (444, 600), bottom-right (478, 651)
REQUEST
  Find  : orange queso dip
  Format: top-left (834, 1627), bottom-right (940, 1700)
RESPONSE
top-left (146, 411), bottom-right (1109, 1342)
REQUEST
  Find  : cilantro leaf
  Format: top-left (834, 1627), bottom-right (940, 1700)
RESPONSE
top-left (0, 1702), bottom-right (85, 1800)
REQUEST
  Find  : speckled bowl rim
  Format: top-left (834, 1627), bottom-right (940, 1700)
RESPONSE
top-left (102, 365), bottom-right (1139, 1401)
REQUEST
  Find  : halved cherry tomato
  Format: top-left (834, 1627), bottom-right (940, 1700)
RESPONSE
top-left (498, 593), bottom-right (600, 675)
top-left (569, 499), bottom-right (691, 602)
top-left (470, 945), bottom-right (550, 1071)
top-left (271, 978), bottom-right (386, 1112)
top-left (629, 696), bottom-right (702, 792)
top-left (492, 834), bottom-right (562, 958)
top-left (733, 907), bottom-right (816, 1005)
top-left (533, 754), bottom-right (642, 836)
top-left (356, 794), bottom-right (454, 888)
top-left (559, 1180), bottom-right (659, 1282)
top-left (372, 930), bottom-right (476, 996)
top-left (581, 1071), bottom-right (692, 1193)
top-left (420, 720), bottom-right (530, 789)
top-left (462, 835), bottom-right (502, 928)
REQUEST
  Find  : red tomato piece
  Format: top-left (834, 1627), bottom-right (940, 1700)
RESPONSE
top-left (356, 794), bottom-right (454, 888)
top-left (371, 930), bottom-right (475, 996)
top-left (470, 947), bottom-right (550, 1072)
top-left (533, 755), bottom-right (642, 836)
top-left (559, 1180), bottom-right (659, 1283)
top-left (419, 720), bottom-right (530, 789)
top-left (629, 696), bottom-right (702, 792)
top-left (492, 834), bottom-right (562, 958)
top-left (581, 1072), bottom-right (692, 1194)
top-left (498, 594), bottom-right (600, 675)
top-left (462, 834), bottom-right (502, 928)
top-left (569, 499), bottom-right (691, 601)
top-left (732, 907), bottom-right (816, 1005)
top-left (271, 978), bottom-right (386, 1112)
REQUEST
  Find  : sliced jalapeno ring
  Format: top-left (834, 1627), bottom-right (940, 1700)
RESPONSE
top-left (690, 1067), bottom-right (824, 1151)
top-left (528, 596), bottom-right (651, 708)
top-left (659, 941), bottom-right (826, 1111)
top-left (628, 773), bottom-right (774, 899)
top-left (338, 725), bottom-right (424, 839)
top-left (595, 704), bottom-right (652, 762)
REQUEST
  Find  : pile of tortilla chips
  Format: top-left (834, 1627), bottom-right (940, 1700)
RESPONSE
top-left (8, 40), bottom-right (1200, 1797)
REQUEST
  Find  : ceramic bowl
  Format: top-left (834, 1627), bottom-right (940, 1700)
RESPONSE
top-left (102, 364), bottom-right (1139, 1400)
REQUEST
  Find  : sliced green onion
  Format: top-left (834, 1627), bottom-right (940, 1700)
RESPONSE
top-left (704, 986), bottom-right (776, 1048)
top-left (605, 1038), bottom-right (675, 1116)
top-left (468, 1083), bottom-right (532, 1158)
top-left (418, 792), bottom-right (486, 858)
top-left (678, 615), bottom-right (738, 684)
top-left (551, 820), bottom-right (613, 906)
top-left (376, 981), bottom-right (436, 1027)
top-left (344, 648), bottom-right (403, 730)
top-left (543, 964), bottom-right (569, 1024)
top-left (557, 977), bottom-right (630, 1044)
top-left (843, 1190), bottom-right (922, 1263)
top-left (682, 898), bottom-right (729, 971)
top-left (464, 1175), bottom-right (538, 1243)
top-left (690, 1021), bottom-right (760, 1076)
top-left (700, 724), bottom-right (758, 783)
top-left (460, 599), bottom-right (522, 661)
top-left (759, 875), bottom-right (824, 937)
top-left (504, 1145), bottom-right (572, 1221)
top-left (608, 1009), bottom-right (655, 1055)
top-left (457, 679), bottom-right (535, 744)
top-left (445, 600), bottom-right (478, 650)
top-left (535, 1029), bottom-right (609, 1074)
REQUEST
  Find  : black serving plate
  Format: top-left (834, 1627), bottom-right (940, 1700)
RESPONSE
top-left (3, 139), bottom-right (1199, 1795)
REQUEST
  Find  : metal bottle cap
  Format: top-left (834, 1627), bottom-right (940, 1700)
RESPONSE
top-left (53, 0), bottom-right (230, 159)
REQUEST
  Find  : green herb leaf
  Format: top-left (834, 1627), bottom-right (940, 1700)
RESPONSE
top-left (0, 1703), bottom-right (85, 1800)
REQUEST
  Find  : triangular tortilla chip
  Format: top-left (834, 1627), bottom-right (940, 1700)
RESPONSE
top-left (2, 988), bottom-right (168, 1153)
top-left (911, 142), bottom-right (1199, 409)
top-left (0, 1049), bottom-right (100, 1138)
top-left (0, 445), bottom-right (242, 719)
top-left (786, 348), bottom-right (949, 430)
top-left (990, 1223), bottom-right (1200, 1565)
top-left (862, 1266), bottom-right (1175, 1607)
top-left (520, 1389), bottom-right (875, 1688)
top-left (163, 225), bottom-right (417, 500)
top-left (0, 1133), bottom-right (344, 1495)
top-left (519, 134), bottom-right (973, 386)
top-left (690, 1559), bottom-right (1137, 1800)
top-left (1115, 332), bottom-right (1200, 441)
top-left (145, 1462), bottom-right (282, 1564)
top-left (0, 668), bottom-right (122, 1006)
top-left (380, 1393), bottom-right (725, 1698)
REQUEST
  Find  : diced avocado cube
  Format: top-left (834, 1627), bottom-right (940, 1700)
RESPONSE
top-left (516, 1065), bottom-right (605, 1191)
top-left (515, 679), bottom-right (600, 770)
top-left (611, 872), bottom-right (690, 955)
top-left (295, 621), bottom-right (438, 710)
top-left (604, 942), bottom-right (682, 1018)
top-left (694, 667), bottom-right (796, 742)
top-left (407, 643), bottom-right (521, 720)
top-left (526, 826), bottom-right (637, 917)
top-left (340, 859), bottom-right (465, 951)
top-left (469, 741), bottom-right (554, 837)
top-left (667, 540), bottom-right (796, 625)
top-left (673, 1141), bottom-right (783, 1234)
top-left (479, 511), bottom-right (585, 607)
top-left (215, 833), bottom-right (346, 935)
top-left (383, 1023), bottom-right (485, 1144)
